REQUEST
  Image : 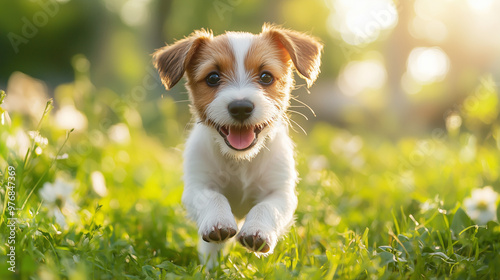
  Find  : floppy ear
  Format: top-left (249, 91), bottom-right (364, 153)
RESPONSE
top-left (153, 30), bottom-right (212, 90)
top-left (261, 24), bottom-right (323, 87)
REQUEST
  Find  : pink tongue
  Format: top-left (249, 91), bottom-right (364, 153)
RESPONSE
top-left (227, 126), bottom-right (255, 150)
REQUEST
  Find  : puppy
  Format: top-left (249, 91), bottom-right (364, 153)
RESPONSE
top-left (153, 24), bottom-right (322, 268)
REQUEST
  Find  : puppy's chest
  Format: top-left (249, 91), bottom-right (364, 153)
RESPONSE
top-left (214, 163), bottom-right (264, 218)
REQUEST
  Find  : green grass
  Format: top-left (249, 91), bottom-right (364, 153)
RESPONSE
top-left (1, 72), bottom-right (500, 280)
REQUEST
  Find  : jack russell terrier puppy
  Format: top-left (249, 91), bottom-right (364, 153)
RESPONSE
top-left (153, 24), bottom-right (322, 268)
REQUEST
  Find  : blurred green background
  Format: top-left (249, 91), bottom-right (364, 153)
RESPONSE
top-left (2, 0), bottom-right (499, 135)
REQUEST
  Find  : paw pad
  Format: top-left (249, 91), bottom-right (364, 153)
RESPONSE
top-left (202, 226), bottom-right (237, 243)
top-left (238, 233), bottom-right (270, 253)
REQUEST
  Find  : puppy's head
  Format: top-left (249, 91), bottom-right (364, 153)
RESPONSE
top-left (153, 24), bottom-right (323, 160)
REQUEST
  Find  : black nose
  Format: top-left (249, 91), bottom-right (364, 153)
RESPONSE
top-left (228, 100), bottom-right (254, 122)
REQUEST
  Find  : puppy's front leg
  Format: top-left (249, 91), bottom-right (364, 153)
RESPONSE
top-left (237, 190), bottom-right (298, 254)
top-left (182, 187), bottom-right (238, 242)
top-left (182, 187), bottom-right (238, 267)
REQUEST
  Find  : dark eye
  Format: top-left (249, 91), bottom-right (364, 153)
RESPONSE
top-left (259, 71), bottom-right (274, 85)
top-left (206, 72), bottom-right (221, 87)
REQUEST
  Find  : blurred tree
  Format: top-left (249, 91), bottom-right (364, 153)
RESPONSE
top-left (0, 0), bottom-right (104, 88)
top-left (150, 0), bottom-right (172, 48)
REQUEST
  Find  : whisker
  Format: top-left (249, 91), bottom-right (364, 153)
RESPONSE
top-left (288, 110), bottom-right (309, 121)
top-left (184, 118), bottom-right (196, 135)
top-left (293, 83), bottom-right (307, 91)
top-left (261, 142), bottom-right (271, 152)
top-left (290, 119), bottom-right (307, 135)
top-left (291, 96), bottom-right (316, 117)
top-left (174, 99), bottom-right (191, 103)
top-left (287, 118), bottom-right (299, 134)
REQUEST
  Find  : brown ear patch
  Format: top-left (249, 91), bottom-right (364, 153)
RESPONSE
top-left (153, 30), bottom-right (213, 90)
top-left (245, 36), bottom-right (294, 112)
top-left (185, 35), bottom-right (235, 122)
top-left (261, 24), bottom-right (323, 87)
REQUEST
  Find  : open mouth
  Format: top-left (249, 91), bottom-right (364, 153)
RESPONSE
top-left (216, 124), bottom-right (266, 151)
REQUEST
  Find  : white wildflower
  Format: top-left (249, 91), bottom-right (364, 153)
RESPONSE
top-left (39, 179), bottom-right (79, 229)
top-left (1, 110), bottom-right (11, 126)
top-left (28, 131), bottom-right (48, 147)
top-left (6, 129), bottom-right (30, 157)
top-left (463, 186), bottom-right (499, 225)
top-left (420, 201), bottom-right (433, 212)
top-left (55, 153), bottom-right (69, 160)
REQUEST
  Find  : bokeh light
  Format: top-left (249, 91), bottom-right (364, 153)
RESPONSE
top-left (328, 0), bottom-right (398, 45)
top-left (467, 0), bottom-right (494, 12)
top-left (54, 105), bottom-right (88, 131)
top-left (409, 16), bottom-right (447, 43)
top-left (406, 47), bottom-right (450, 85)
top-left (120, 0), bottom-right (151, 27)
top-left (338, 59), bottom-right (387, 96)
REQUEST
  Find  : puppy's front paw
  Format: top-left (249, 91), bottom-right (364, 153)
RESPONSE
top-left (237, 222), bottom-right (277, 253)
top-left (238, 231), bottom-right (271, 253)
top-left (202, 225), bottom-right (237, 243)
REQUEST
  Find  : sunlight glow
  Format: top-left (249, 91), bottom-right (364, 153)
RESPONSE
top-left (409, 17), bottom-right (448, 43)
top-left (467, 0), bottom-right (494, 12)
top-left (413, 0), bottom-right (447, 20)
top-left (407, 47), bottom-right (450, 84)
top-left (338, 60), bottom-right (387, 96)
top-left (120, 0), bottom-right (150, 27)
top-left (329, 0), bottom-right (398, 45)
top-left (409, 0), bottom-right (449, 43)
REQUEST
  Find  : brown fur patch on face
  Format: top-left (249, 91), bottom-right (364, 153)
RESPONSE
top-left (185, 35), bottom-right (235, 121)
top-left (245, 35), bottom-right (294, 113)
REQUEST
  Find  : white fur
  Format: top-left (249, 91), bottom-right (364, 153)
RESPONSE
top-left (205, 85), bottom-right (279, 160)
top-left (226, 32), bottom-right (254, 86)
top-left (204, 33), bottom-right (281, 160)
top-left (182, 122), bottom-right (298, 269)
top-left (182, 32), bottom-right (298, 269)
